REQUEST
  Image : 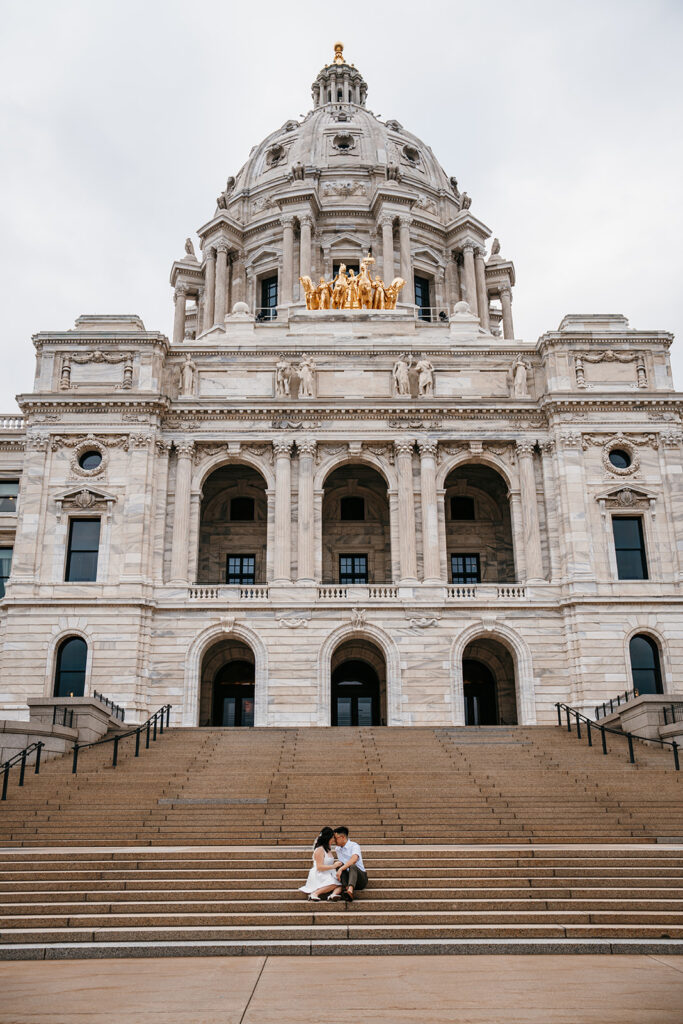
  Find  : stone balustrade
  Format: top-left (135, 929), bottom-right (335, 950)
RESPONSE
top-left (0, 415), bottom-right (24, 430)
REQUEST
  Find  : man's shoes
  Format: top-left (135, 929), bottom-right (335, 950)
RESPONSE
top-left (342, 889), bottom-right (354, 902)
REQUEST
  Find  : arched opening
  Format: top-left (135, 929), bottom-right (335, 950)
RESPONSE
top-left (322, 465), bottom-right (391, 584)
top-left (199, 638), bottom-right (256, 726)
top-left (198, 464), bottom-right (267, 584)
top-left (444, 464), bottom-right (514, 583)
top-left (54, 636), bottom-right (87, 697)
top-left (462, 638), bottom-right (517, 725)
top-left (331, 639), bottom-right (386, 726)
top-left (629, 634), bottom-right (663, 695)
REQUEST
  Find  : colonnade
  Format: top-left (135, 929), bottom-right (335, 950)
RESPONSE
top-left (168, 439), bottom-right (547, 586)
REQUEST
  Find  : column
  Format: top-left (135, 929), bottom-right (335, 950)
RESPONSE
top-left (151, 440), bottom-right (171, 583)
top-left (296, 439), bottom-right (316, 581)
top-left (516, 441), bottom-right (545, 582)
top-left (394, 439), bottom-right (418, 583)
top-left (170, 442), bottom-right (194, 583)
top-left (202, 250), bottom-right (216, 331)
top-left (214, 242), bottom-right (228, 325)
top-left (539, 439), bottom-right (562, 582)
top-left (231, 251), bottom-right (246, 306)
top-left (444, 254), bottom-right (458, 309)
top-left (280, 216), bottom-right (295, 305)
top-left (659, 433), bottom-right (683, 581)
top-left (399, 216), bottom-right (412, 299)
top-left (380, 215), bottom-right (395, 283)
top-left (10, 435), bottom-right (50, 582)
top-left (299, 215), bottom-right (313, 282)
top-left (500, 284), bottom-right (514, 339)
top-left (461, 243), bottom-right (478, 315)
top-left (172, 285), bottom-right (187, 345)
top-left (474, 249), bottom-right (490, 330)
top-left (418, 440), bottom-right (442, 582)
top-left (273, 439), bottom-right (293, 581)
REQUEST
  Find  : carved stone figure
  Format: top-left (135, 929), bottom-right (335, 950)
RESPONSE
top-left (216, 176), bottom-right (235, 208)
top-left (489, 238), bottom-right (502, 261)
top-left (298, 357), bottom-right (316, 398)
top-left (449, 176), bottom-right (460, 197)
top-left (290, 161), bottom-right (305, 181)
top-left (386, 163), bottom-right (402, 182)
top-left (460, 192), bottom-right (472, 209)
top-left (510, 357), bottom-right (531, 398)
top-left (393, 356), bottom-right (412, 397)
top-left (180, 354), bottom-right (196, 397)
top-left (415, 356), bottom-right (434, 396)
top-left (184, 238), bottom-right (196, 259)
top-left (276, 358), bottom-right (293, 397)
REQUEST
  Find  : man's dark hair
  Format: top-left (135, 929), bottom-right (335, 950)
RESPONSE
top-left (334, 826), bottom-right (349, 836)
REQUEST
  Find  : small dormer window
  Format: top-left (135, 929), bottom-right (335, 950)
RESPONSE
top-left (337, 90), bottom-right (343, 101)
top-left (266, 144), bottom-right (285, 168)
top-left (403, 145), bottom-right (419, 164)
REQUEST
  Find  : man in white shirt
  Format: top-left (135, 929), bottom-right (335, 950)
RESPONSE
top-left (333, 826), bottom-right (368, 901)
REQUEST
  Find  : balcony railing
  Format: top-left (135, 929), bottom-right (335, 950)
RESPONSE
top-left (415, 307), bottom-right (450, 325)
top-left (317, 584), bottom-right (399, 600)
top-left (447, 584), bottom-right (527, 600)
top-left (0, 415), bottom-right (24, 430)
top-left (186, 582), bottom-right (528, 603)
top-left (188, 585), bottom-right (270, 601)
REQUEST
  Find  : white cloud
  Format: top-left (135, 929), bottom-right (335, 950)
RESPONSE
top-left (0, 0), bottom-right (681, 411)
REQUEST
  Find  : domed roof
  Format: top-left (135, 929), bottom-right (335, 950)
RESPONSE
top-left (225, 44), bottom-right (460, 219)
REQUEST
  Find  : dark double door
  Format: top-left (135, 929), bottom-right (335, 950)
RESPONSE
top-left (463, 659), bottom-right (498, 726)
top-left (212, 660), bottom-right (255, 727)
top-left (332, 659), bottom-right (381, 726)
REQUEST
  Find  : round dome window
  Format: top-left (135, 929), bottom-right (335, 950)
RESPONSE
top-left (403, 145), bottom-right (419, 163)
top-left (78, 450), bottom-right (102, 471)
top-left (608, 449), bottom-right (632, 470)
top-left (333, 133), bottom-right (354, 152)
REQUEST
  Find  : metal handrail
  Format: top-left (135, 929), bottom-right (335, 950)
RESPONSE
top-left (92, 690), bottom-right (126, 722)
top-left (555, 702), bottom-right (679, 771)
top-left (52, 706), bottom-right (74, 728)
top-left (71, 704), bottom-right (172, 774)
top-left (594, 688), bottom-right (638, 720)
top-left (1, 741), bottom-right (45, 801)
top-left (415, 307), bottom-right (450, 324)
top-left (662, 703), bottom-right (683, 726)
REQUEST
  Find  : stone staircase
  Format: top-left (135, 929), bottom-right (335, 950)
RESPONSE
top-left (0, 726), bottom-right (682, 957)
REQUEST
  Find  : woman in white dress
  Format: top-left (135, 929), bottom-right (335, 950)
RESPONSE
top-left (299, 827), bottom-right (344, 902)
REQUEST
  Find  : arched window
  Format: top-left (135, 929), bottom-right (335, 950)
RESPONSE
top-left (629, 634), bottom-right (663, 695)
top-left (54, 636), bottom-right (88, 697)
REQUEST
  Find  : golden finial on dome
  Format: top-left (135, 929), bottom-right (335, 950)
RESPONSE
top-left (333, 42), bottom-right (345, 64)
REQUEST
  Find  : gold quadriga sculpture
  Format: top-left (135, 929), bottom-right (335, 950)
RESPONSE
top-left (300, 255), bottom-right (405, 311)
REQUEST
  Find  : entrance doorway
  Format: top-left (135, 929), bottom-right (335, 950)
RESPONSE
top-left (212, 660), bottom-right (255, 727)
top-left (332, 659), bottom-right (381, 726)
top-left (463, 659), bottom-right (498, 725)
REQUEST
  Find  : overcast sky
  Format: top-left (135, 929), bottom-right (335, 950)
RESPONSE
top-left (1, 0), bottom-right (681, 412)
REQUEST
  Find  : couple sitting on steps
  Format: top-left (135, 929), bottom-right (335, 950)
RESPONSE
top-left (299, 826), bottom-right (368, 903)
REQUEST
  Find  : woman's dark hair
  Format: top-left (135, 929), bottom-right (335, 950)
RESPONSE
top-left (314, 827), bottom-right (335, 852)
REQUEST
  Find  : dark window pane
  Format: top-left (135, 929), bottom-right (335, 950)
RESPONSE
top-left (54, 637), bottom-right (87, 697)
top-left (339, 553), bottom-right (368, 584)
top-left (414, 274), bottom-right (431, 321)
top-left (78, 451), bottom-right (102, 471)
top-left (241, 699), bottom-right (255, 727)
top-left (230, 497), bottom-right (255, 521)
top-left (340, 496), bottom-right (365, 521)
top-left (609, 449), bottom-right (631, 470)
top-left (451, 553), bottom-right (480, 584)
top-left (222, 697), bottom-right (236, 727)
top-left (336, 697), bottom-right (352, 727)
top-left (629, 634), bottom-right (662, 694)
top-left (0, 546), bottom-right (12, 598)
top-left (66, 519), bottom-right (100, 582)
top-left (357, 697), bottom-right (373, 726)
top-left (612, 517), bottom-right (648, 580)
top-left (0, 480), bottom-right (19, 512)
top-left (226, 554), bottom-right (256, 585)
top-left (259, 275), bottom-right (278, 320)
top-left (451, 496), bottom-right (475, 520)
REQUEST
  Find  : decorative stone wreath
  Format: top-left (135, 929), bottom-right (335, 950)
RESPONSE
top-left (602, 437), bottom-right (639, 476)
top-left (71, 438), bottom-right (108, 478)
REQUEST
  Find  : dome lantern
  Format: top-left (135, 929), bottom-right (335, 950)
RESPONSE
top-left (312, 42), bottom-right (368, 108)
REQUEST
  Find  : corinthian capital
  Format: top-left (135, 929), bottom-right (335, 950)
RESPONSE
top-left (417, 439), bottom-right (438, 458)
top-left (394, 438), bottom-right (416, 457)
top-left (515, 440), bottom-right (536, 457)
top-left (280, 214), bottom-right (295, 228)
top-left (175, 441), bottom-right (195, 458)
top-left (296, 438), bottom-right (317, 457)
top-left (216, 240), bottom-right (230, 255)
top-left (379, 214), bottom-right (395, 229)
top-left (272, 438), bottom-right (294, 457)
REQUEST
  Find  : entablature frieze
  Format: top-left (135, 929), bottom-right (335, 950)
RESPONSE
top-left (32, 333), bottom-right (169, 352)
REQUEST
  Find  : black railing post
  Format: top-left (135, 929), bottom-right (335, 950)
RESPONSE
top-left (72, 744), bottom-right (79, 774)
top-left (166, 705), bottom-right (171, 728)
top-left (556, 703), bottom-right (562, 726)
top-left (153, 713), bottom-right (158, 741)
top-left (565, 707), bottom-right (571, 732)
top-left (586, 720), bottom-right (592, 747)
top-left (600, 726), bottom-right (607, 755)
top-left (135, 728), bottom-right (140, 757)
top-left (627, 733), bottom-right (635, 764)
top-left (1, 766), bottom-right (9, 801)
top-left (575, 713), bottom-right (582, 740)
top-left (146, 720), bottom-right (151, 749)
top-left (673, 741), bottom-right (680, 772)
top-left (35, 743), bottom-right (42, 774)
top-left (159, 710), bottom-right (164, 735)
top-left (663, 707), bottom-right (668, 726)
top-left (112, 735), bottom-right (119, 768)
top-left (610, 698), bottom-right (614, 714)
top-left (18, 749), bottom-right (27, 787)
top-left (52, 706), bottom-right (56, 726)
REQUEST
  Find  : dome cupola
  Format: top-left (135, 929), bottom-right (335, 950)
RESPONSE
top-left (312, 42), bottom-right (368, 108)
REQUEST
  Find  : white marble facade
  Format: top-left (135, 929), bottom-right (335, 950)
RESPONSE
top-left (0, 48), bottom-right (682, 728)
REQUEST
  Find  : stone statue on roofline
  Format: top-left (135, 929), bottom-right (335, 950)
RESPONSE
top-left (184, 238), bottom-right (196, 259)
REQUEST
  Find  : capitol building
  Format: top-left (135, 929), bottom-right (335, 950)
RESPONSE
top-left (0, 43), bottom-right (681, 730)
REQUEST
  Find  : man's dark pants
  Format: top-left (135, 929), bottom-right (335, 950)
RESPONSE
top-left (341, 865), bottom-right (368, 892)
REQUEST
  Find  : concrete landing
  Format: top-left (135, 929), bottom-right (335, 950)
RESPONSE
top-left (0, 954), bottom-right (682, 1023)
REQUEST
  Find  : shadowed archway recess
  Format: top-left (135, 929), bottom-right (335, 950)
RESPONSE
top-left (462, 639), bottom-right (518, 725)
top-left (197, 464), bottom-right (267, 584)
top-left (331, 638), bottom-right (387, 726)
top-left (199, 638), bottom-right (255, 727)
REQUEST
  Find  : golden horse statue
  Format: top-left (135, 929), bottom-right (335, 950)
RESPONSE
top-left (384, 277), bottom-right (406, 310)
top-left (299, 276), bottom-right (319, 310)
top-left (356, 257), bottom-right (375, 309)
top-left (331, 264), bottom-right (348, 309)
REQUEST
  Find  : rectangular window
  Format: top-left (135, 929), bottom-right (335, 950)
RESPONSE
top-left (0, 480), bottom-right (19, 513)
top-left (414, 274), bottom-right (431, 321)
top-left (451, 553), bottom-right (481, 584)
top-left (339, 553), bottom-right (368, 584)
top-left (0, 547), bottom-right (12, 598)
top-left (612, 516), bottom-right (648, 580)
top-left (226, 554), bottom-right (256, 585)
top-left (65, 518), bottom-right (101, 582)
top-left (259, 276), bottom-right (278, 320)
